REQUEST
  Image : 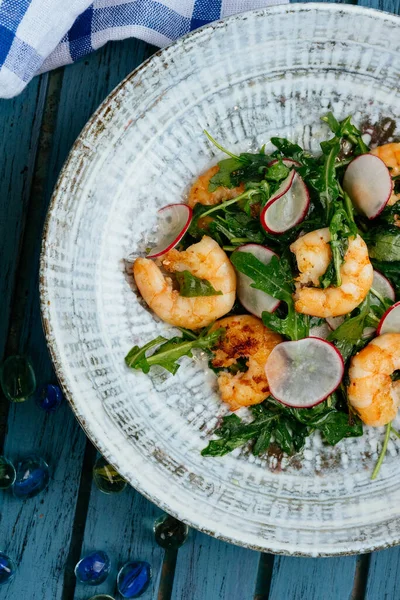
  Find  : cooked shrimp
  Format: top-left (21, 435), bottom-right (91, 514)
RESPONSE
top-left (133, 236), bottom-right (236, 329)
top-left (290, 228), bottom-right (373, 318)
top-left (371, 143), bottom-right (399, 205)
top-left (348, 333), bottom-right (400, 426)
top-left (187, 165), bottom-right (244, 208)
top-left (209, 315), bottom-right (283, 411)
top-left (371, 143), bottom-right (400, 177)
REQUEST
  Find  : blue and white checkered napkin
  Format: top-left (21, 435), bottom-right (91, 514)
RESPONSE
top-left (0, 0), bottom-right (286, 98)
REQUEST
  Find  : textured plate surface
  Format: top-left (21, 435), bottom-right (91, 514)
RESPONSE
top-left (41, 4), bottom-right (400, 556)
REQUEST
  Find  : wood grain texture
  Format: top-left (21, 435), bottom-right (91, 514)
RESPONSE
top-left (0, 76), bottom-right (46, 359)
top-left (365, 549), bottom-right (400, 600)
top-left (172, 530), bottom-right (260, 600)
top-left (73, 472), bottom-right (164, 600)
top-left (0, 38), bottom-right (157, 600)
top-left (268, 556), bottom-right (357, 600)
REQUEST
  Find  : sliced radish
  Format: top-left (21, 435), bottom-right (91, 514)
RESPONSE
top-left (260, 174), bottom-right (310, 234)
top-left (234, 244), bottom-right (280, 317)
top-left (147, 203), bottom-right (192, 258)
top-left (371, 270), bottom-right (396, 305)
top-left (326, 316), bottom-right (345, 331)
top-left (309, 321), bottom-right (332, 339)
top-left (377, 301), bottom-right (400, 335)
top-left (264, 170), bottom-right (295, 206)
top-left (268, 158), bottom-right (301, 169)
top-left (265, 337), bottom-right (344, 408)
top-left (362, 326), bottom-right (376, 339)
top-left (343, 154), bottom-right (392, 219)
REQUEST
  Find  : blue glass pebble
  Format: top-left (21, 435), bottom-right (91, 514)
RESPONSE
top-left (117, 561), bottom-right (152, 598)
top-left (0, 456), bottom-right (16, 490)
top-left (75, 551), bottom-right (110, 585)
top-left (0, 355), bottom-right (36, 402)
top-left (13, 456), bottom-right (49, 499)
top-left (0, 552), bottom-right (15, 585)
top-left (36, 384), bottom-right (63, 412)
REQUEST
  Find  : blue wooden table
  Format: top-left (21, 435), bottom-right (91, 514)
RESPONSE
top-left (1, 1), bottom-right (400, 598)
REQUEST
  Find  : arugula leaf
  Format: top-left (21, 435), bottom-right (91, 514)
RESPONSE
top-left (176, 270), bottom-right (222, 297)
top-left (327, 296), bottom-right (370, 361)
top-left (325, 202), bottom-right (358, 286)
top-left (202, 396), bottom-right (363, 458)
top-left (201, 412), bottom-right (277, 457)
top-left (318, 140), bottom-right (341, 217)
top-left (321, 112), bottom-right (369, 155)
top-left (317, 411), bottom-right (363, 445)
top-left (368, 232), bottom-right (400, 262)
top-left (270, 137), bottom-right (316, 168)
top-left (208, 157), bottom-right (244, 191)
top-left (230, 251), bottom-right (309, 340)
top-left (209, 211), bottom-right (265, 244)
top-left (125, 328), bottom-right (224, 375)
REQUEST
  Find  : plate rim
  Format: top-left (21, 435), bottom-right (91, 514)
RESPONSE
top-left (40, 2), bottom-right (400, 557)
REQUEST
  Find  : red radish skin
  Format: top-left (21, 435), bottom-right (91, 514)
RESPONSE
top-left (147, 203), bottom-right (192, 258)
top-left (343, 154), bottom-right (393, 219)
top-left (309, 322), bottom-right (332, 339)
top-left (377, 301), bottom-right (400, 335)
top-left (261, 174), bottom-right (310, 235)
top-left (268, 158), bottom-right (301, 168)
top-left (372, 270), bottom-right (396, 302)
top-left (234, 244), bottom-right (280, 317)
top-left (265, 337), bottom-right (344, 408)
top-left (264, 170), bottom-right (295, 206)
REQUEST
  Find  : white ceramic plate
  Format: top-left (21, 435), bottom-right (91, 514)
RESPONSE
top-left (41, 4), bottom-right (400, 556)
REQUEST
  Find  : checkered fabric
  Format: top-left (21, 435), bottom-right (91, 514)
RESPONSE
top-left (0, 0), bottom-right (286, 98)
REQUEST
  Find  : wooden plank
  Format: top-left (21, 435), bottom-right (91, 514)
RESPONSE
top-left (73, 473), bottom-right (164, 600)
top-left (0, 75), bottom-right (48, 447)
top-left (365, 549), bottom-right (400, 600)
top-left (172, 530), bottom-right (260, 600)
top-left (268, 556), bottom-right (357, 600)
top-left (0, 76), bottom-right (46, 359)
top-left (0, 38), bottom-right (155, 600)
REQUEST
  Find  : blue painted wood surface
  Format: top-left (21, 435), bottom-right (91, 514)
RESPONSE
top-left (0, 1), bottom-right (399, 599)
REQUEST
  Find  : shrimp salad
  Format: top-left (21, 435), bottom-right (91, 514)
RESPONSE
top-left (126, 113), bottom-right (400, 478)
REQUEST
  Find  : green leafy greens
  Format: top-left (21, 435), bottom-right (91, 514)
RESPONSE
top-left (230, 251), bottom-right (309, 340)
top-left (176, 270), bottom-right (222, 297)
top-left (125, 328), bottom-right (224, 375)
top-left (201, 397), bottom-right (363, 457)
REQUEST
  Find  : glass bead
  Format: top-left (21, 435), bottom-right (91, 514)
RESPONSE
top-left (154, 514), bottom-right (189, 549)
top-left (117, 561), bottom-right (151, 598)
top-left (0, 355), bottom-right (36, 403)
top-left (88, 596), bottom-right (115, 600)
top-left (0, 456), bottom-right (16, 490)
top-left (93, 456), bottom-right (127, 494)
top-left (74, 551), bottom-right (110, 585)
top-left (0, 552), bottom-right (15, 585)
top-left (13, 456), bottom-right (49, 498)
top-left (36, 383), bottom-right (63, 412)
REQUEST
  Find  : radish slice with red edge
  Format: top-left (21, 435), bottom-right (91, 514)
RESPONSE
top-left (261, 159), bottom-right (302, 215)
top-left (371, 269), bottom-right (395, 305)
top-left (147, 203), bottom-right (192, 258)
top-left (265, 337), bottom-right (344, 408)
top-left (264, 170), bottom-right (295, 206)
top-left (234, 244), bottom-right (280, 317)
top-left (343, 154), bottom-right (392, 219)
top-left (268, 158), bottom-right (301, 169)
top-left (309, 321), bottom-right (331, 339)
top-left (326, 316), bottom-right (345, 331)
top-left (377, 301), bottom-right (400, 335)
top-left (261, 173), bottom-right (310, 234)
